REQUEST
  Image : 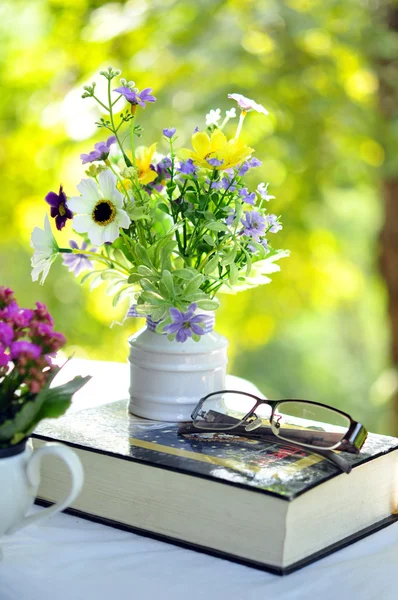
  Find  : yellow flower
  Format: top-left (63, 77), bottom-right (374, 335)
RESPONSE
top-left (135, 143), bottom-right (158, 184)
top-left (179, 129), bottom-right (253, 170)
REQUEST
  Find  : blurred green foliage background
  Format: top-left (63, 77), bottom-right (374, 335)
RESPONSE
top-left (0, 0), bottom-right (397, 433)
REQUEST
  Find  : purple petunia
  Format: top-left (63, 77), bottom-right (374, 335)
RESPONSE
top-left (163, 128), bottom-right (176, 139)
top-left (239, 187), bottom-right (256, 205)
top-left (163, 303), bottom-right (210, 343)
top-left (241, 210), bottom-right (267, 240)
top-left (177, 159), bottom-right (197, 176)
top-left (62, 240), bottom-right (97, 276)
top-left (80, 136), bottom-right (116, 164)
top-left (45, 185), bottom-right (73, 231)
top-left (114, 86), bottom-right (156, 108)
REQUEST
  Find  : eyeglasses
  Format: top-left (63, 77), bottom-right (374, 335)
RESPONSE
top-left (188, 391), bottom-right (368, 474)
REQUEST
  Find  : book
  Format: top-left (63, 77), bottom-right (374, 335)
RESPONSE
top-left (31, 360), bottom-right (398, 575)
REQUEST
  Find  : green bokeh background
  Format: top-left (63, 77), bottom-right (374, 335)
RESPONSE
top-left (0, 0), bottom-right (396, 433)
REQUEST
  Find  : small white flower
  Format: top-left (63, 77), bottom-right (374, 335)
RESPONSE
top-left (228, 93), bottom-right (269, 116)
top-left (225, 108), bottom-right (237, 119)
top-left (206, 108), bottom-right (221, 127)
top-left (257, 183), bottom-right (275, 202)
top-left (31, 214), bottom-right (59, 284)
top-left (67, 170), bottom-right (131, 246)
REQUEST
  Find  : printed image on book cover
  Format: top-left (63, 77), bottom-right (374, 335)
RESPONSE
top-left (35, 400), bottom-right (398, 500)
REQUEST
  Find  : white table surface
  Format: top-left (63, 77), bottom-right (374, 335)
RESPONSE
top-left (1, 359), bottom-right (397, 599)
top-left (1, 508), bottom-right (397, 600)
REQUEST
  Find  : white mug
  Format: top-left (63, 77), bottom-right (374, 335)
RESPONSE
top-left (0, 439), bottom-right (84, 558)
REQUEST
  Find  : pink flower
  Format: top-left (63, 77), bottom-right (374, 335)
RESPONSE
top-left (228, 93), bottom-right (269, 116)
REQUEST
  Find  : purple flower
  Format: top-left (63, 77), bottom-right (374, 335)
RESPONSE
top-left (206, 179), bottom-right (223, 190)
top-left (177, 159), bottom-right (197, 176)
top-left (0, 323), bottom-right (13, 347)
top-left (248, 157), bottom-right (262, 168)
top-left (221, 173), bottom-right (237, 192)
top-left (266, 214), bottom-right (282, 233)
top-left (257, 183), bottom-right (275, 202)
top-left (241, 211), bottom-right (267, 240)
top-left (3, 302), bottom-right (33, 328)
top-left (163, 303), bottom-right (210, 343)
top-left (207, 157), bottom-right (224, 167)
top-left (45, 185), bottom-right (73, 231)
top-left (193, 126), bottom-right (200, 133)
top-left (144, 161), bottom-right (171, 194)
top-left (228, 93), bottom-right (269, 116)
top-left (239, 187), bottom-right (256, 205)
top-left (10, 340), bottom-right (41, 360)
top-left (248, 239), bottom-right (269, 254)
top-left (163, 128), bottom-right (176, 139)
top-left (114, 86), bottom-right (156, 108)
top-left (159, 157), bottom-right (172, 170)
top-left (225, 208), bottom-right (236, 226)
top-left (80, 136), bottom-right (116, 164)
top-left (62, 240), bottom-right (97, 276)
top-left (237, 157), bottom-right (262, 176)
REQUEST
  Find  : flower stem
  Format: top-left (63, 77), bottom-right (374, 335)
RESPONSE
top-left (234, 110), bottom-right (246, 139)
top-left (107, 79), bottom-right (132, 167)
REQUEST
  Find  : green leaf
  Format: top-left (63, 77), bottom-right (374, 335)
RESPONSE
top-left (101, 270), bottom-right (123, 281)
top-left (229, 262), bottom-right (239, 285)
top-left (128, 273), bottom-right (142, 283)
top-left (173, 268), bottom-right (197, 280)
top-left (112, 287), bottom-right (133, 307)
top-left (159, 270), bottom-right (174, 298)
top-left (206, 222), bottom-right (228, 232)
top-left (137, 265), bottom-right (155, 277)
top-left (140, 278), bottom-right (159, 293)
top-left (196, 299), bottom-right (220, 310)
top-left (220, 245), bottom-right (237, 266)
top-left (184, 273), bottom-right (204, 296)
top-left (151, 306), bottom-right (169, 321)
top-left (135, 244), bottom-right (153, 268)
top-left (157, 203), bottom-right (170, 215)
top-left (80, 270), bottom-right (104, 285)
top-left (155, 316), bottom-right (172, 333)
top-left (204, 255), bottom-right (219, 274)
top-left (112, 249), bottom-right (132, 270)
top-left (203, 234), bottom-right (216, 247)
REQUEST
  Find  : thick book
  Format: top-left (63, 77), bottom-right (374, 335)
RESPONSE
top-left (31, 370), bottom-right (398, 575)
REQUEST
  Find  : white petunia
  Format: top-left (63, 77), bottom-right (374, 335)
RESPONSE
top-left (257, 182), bottom-right (275, 202)
top-left (31, 214), bottom-right (59, 284)
top-left (206, 108), bottom-right (221, 127)
top-left (228, 93), bottom-right (269, 116)
top-left (67, 170), bottom-right (131, 246)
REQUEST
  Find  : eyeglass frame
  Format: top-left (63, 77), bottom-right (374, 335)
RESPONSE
top-left (190, 390), bottom-right (368, 454)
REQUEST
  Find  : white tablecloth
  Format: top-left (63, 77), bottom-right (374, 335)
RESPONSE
top-left (1, 507), bottom-right (397, 600)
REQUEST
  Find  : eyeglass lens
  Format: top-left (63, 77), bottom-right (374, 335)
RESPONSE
top-left (193, 393), bottom-right (351, 449)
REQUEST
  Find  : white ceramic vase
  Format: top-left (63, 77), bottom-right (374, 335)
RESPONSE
top-left (0, 439), bottom-right (84, 559)
top-left (128, 316), bottom-right (228, 422)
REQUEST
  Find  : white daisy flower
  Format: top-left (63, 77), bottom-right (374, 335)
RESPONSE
top-left (31, 214), bottom-right (59, 284)
top-left (228, 93), bottom-right (269, 116)
top-left (257, 183), bottom-right (275, 202)
top-left (67, 170), bottom-right (131, 246)
top-left (206, 108), bottom-right (221, 127)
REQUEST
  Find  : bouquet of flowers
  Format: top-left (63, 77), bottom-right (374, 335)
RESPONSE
top-left (0, 287), bottom-right (90, 447)
top-left (31, 67), bottom-right (288, 343)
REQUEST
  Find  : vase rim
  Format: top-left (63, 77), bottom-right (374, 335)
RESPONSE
top-left (0, 438), bottom-right (27, 459)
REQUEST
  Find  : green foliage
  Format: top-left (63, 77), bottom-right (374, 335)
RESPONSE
top-left (0, 0), bottom-right (397, 433)
top-left (0, 370), bottom-right (91, 448)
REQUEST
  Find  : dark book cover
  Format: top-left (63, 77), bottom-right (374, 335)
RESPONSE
top-left (33, 399), bottom-right (398, 500)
